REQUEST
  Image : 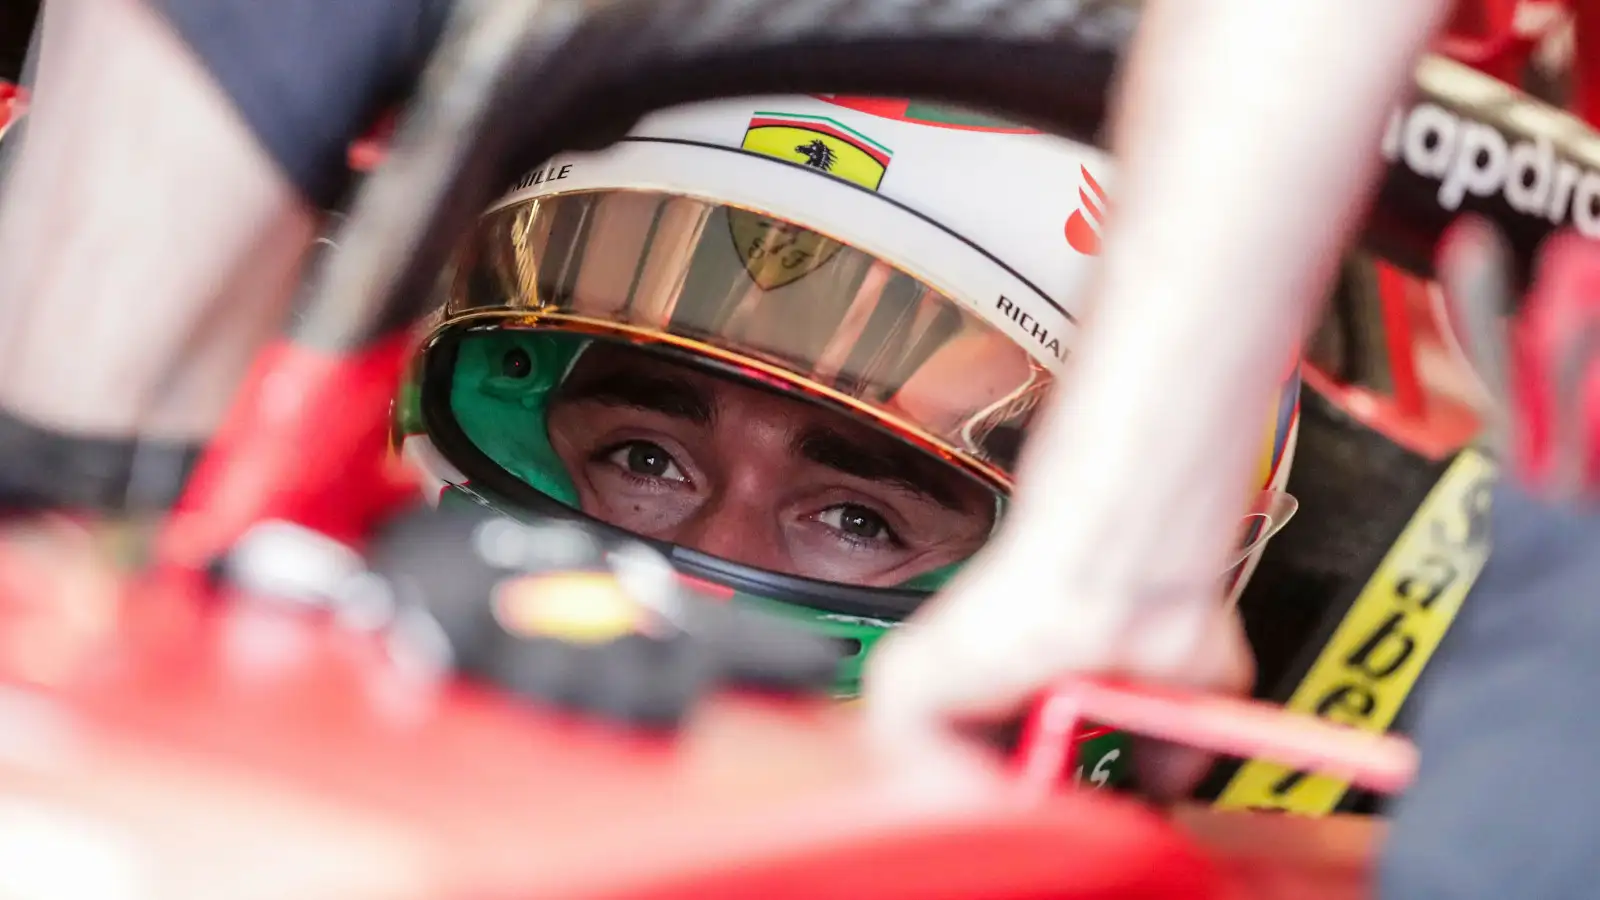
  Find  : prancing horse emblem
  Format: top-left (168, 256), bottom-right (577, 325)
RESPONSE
top-left (794, 139), bottom-right (837, 172)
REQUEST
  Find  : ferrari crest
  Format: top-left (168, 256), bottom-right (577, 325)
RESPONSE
top-left (729, 111), bottom-right (893, 289)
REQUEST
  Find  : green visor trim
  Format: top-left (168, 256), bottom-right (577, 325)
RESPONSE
top-left (449, 330), bottom-right (587, 509)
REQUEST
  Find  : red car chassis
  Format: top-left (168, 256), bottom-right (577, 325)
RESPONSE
top-left (0, 517), bottom-right (1409, 900)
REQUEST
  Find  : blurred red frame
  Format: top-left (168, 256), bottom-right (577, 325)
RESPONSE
top-left (1324, 0), bottom-right (1595, 460)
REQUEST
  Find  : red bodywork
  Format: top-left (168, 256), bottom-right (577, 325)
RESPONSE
top-left (0, 81), bottom-right (24, 135)
top-left (1319, 0), bottom-right (1600, 459)
top-left (158, 336), bottom-right (422, 569)
top-left (0, 525), bottom-right (1406, 899)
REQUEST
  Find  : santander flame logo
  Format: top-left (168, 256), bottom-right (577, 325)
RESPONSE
top-left (1064, 165), bottom-right (1107, 256)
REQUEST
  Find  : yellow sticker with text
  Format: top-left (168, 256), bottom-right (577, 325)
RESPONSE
top-left (1214, 447), bottom-right (1495, 814)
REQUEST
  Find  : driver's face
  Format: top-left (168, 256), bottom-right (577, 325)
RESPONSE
top-left (545, 344), bottom-right (996, 587)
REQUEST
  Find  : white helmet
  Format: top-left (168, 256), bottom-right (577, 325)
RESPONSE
top-left (394, 95), bottom-right (1300, 695)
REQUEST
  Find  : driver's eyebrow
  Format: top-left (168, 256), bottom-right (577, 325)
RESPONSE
top-left (796, 427), bottom-right (966, 511)
top-left (552, 371), bottom-right (714, 424)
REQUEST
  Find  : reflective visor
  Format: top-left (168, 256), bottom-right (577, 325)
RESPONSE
top-left (444, 190), bottom-right (1051, 483)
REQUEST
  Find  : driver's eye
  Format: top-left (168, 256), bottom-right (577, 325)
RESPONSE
top-left (817, 504), bottom-right (894, 542)
top-left (604, 440), bottom-right (689, 483)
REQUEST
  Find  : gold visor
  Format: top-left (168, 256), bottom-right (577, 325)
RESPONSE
top-left (444, 190), bottom-right (1051, 485)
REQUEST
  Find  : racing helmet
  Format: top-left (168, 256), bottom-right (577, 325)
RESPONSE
top-left (393, 95), bottom-right (1302, 696)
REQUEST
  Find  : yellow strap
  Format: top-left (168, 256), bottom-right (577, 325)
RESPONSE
top-left (1213, 448), bottom-right (1495, 814)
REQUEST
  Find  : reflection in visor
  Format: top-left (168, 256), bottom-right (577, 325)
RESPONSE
top-left (451, 190), bottom-right (1050, 480)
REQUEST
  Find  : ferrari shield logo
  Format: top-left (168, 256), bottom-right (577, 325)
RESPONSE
top-left (741, 112), bottom-right (892, 189)
top-left (729, 112), bottom-right (893, 290)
